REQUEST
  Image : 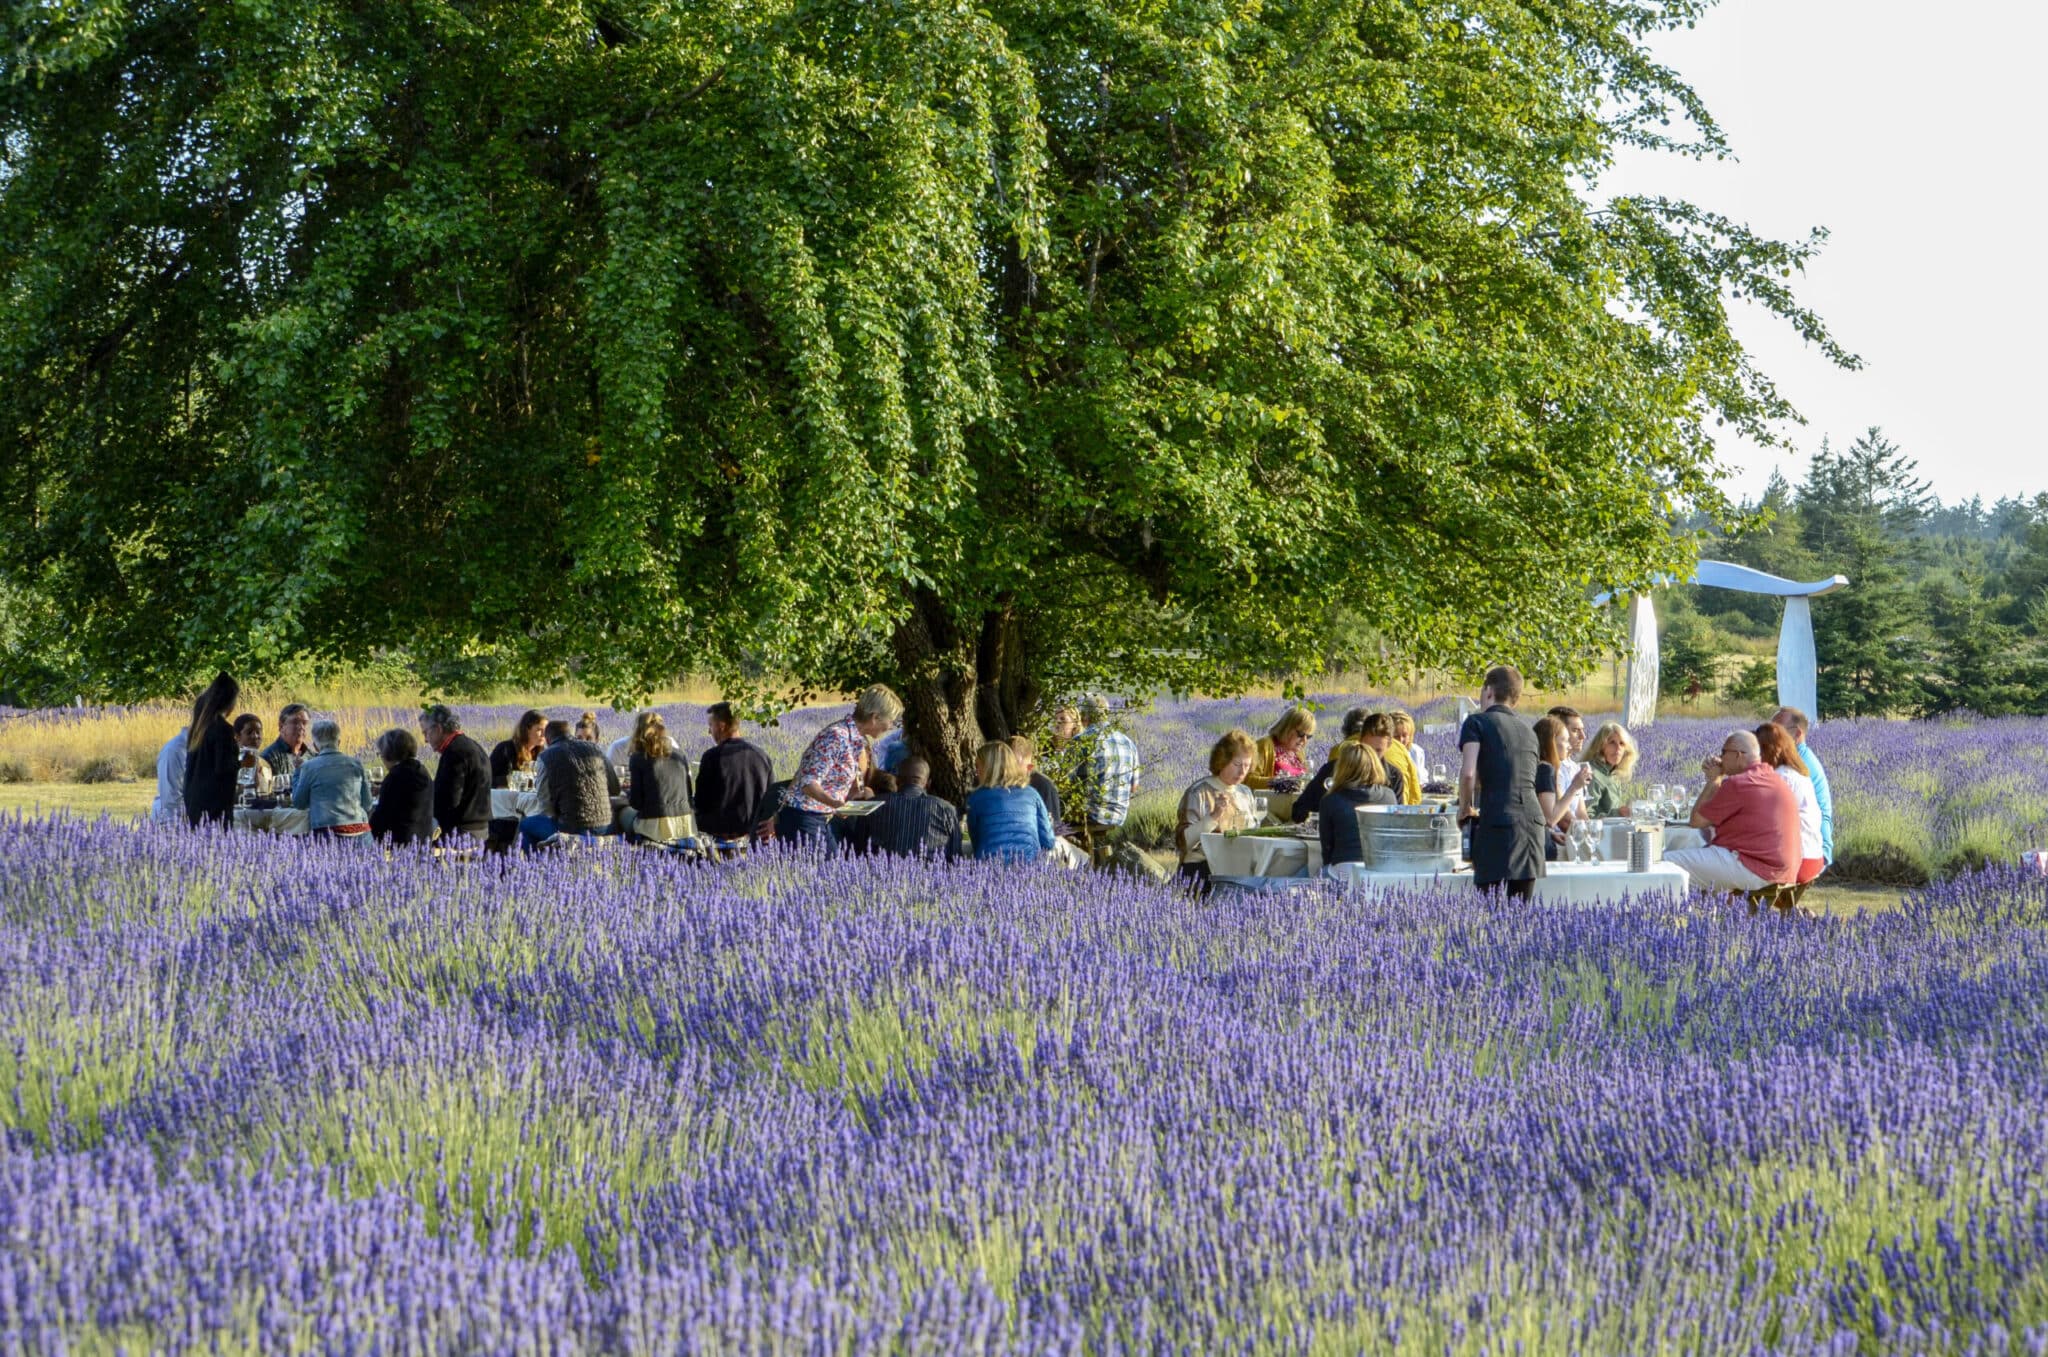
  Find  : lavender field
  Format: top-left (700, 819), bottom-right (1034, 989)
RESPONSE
top-left (5, 815), bottom-right (2048, 1352)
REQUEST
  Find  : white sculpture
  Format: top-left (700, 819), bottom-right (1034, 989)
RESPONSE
top-left (1608, 563), bottom-right (1848, 726)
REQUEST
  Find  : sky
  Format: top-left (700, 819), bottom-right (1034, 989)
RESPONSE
top-left (1599, 0), bottom-right (2048, 508)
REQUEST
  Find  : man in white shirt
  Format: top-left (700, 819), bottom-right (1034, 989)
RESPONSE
top-left (1547, 706), bottom-right (1588, 818)
top-left (151, 727), bottom-right (188, 824)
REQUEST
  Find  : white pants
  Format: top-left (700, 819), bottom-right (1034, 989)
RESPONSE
top-left (1048, 838), bottom-right (1089, 871)
top-left (1666, 845), bottom-right (1770, 894)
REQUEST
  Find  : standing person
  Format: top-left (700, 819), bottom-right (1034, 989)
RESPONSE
top-left (965, 741), bottom-right (1056, 863)
top-left (1073, 695), bottom-right (1141, 867)
top-left (1318, 742), bottom-right (1399, 871)
top-left (695, 702), bottom-right (774, 846)
top-left (291, 720), bottom-right (373, 840)
top-left (1581, 722), bottom-right (1639, 819)
top-left (490, 709), bottom-right (548, 788)
top-left (181, 673), bottom-right (242, 828)
top-left (1391, 711), bottom-right (1428, 787)
top-left (1772, 707), bottom-right (1834, 868)
top-left (151, 726), bottom-right (189, 824)
top-left (1547, 706), bottom-right (1588, 813)
top-left (778, 685), bottom-right (901, 846)
top-left (858, 757), bottom-right (963, 859)
top-left (1362, 713), bottom-right (1421, 805)
top-left (622, 711), bottom-right (695, 847)
top-left (1755, 723), bottom-right (1825, 885)
top-left (1532, 715), bottom-right (1591, 856)
top-left (1249, 706), bottom-right (1317, 789)
top-left (1173, 729), bottom-right (1259, 891)
top-left (521, 719), bottom-right (622, 849)
top-left (1291, 707), bottom-right (1370, 823)
top-left (1667, 730), bottom-right (1800, 896)
top-left (259, 703), bottom-right (313, 780)
top-left (1458, 665), bottom-right (1547, 899)
top-left (368, 728), bottom-right (436, 846)
top-left (419, 703), bottom-right (492, 844)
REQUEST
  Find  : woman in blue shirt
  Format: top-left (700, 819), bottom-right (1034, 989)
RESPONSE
top-left (965, 741), bottom-right (1055, 863)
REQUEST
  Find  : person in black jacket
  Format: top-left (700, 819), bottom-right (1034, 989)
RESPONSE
top-left (696, 703), bottom-right (774, 843)
top-left (1317, 742), bottom-right (1399, 868)
top-left (1291, 707), bottom-right (1371, 824)
top-left (1458, 665), bottom-right (1547, 898)
top-left (857, 758), bottom-right (962, 859)
top-left (419, 703), bottom-right (492, 843)
top-left (368, 728), bottom-right (437, 846)
top-left (182, 672), bottom-right (242, 828)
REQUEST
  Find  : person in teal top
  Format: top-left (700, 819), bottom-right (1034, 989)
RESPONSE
top-left (964, 741), bottom-right (1055, 863)
top-left (1774, 706), bottom-right (1834, 865)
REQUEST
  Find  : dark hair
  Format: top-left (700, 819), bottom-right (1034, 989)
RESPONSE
top-left (706, 701), bottom-right (737, 727)
top-left (1361, 713), bottom-right (1393, 739)
top-left (277, 702), bottom-right (310, 722)
top-left (867, 770), bottom-right (899, 797)
top-left (1547, 705), bottom-right (1581, 723)
top-left (1754, 723), bottom-right (1810, 776)
top-left (1482, 665), bottom-right (1524, 706)
top-left (898, 756), bottom-right (931, 787)
top-left (233, 713), bottom-right (263, 739)
top-left (420, 702), bottom-right (460, 733)
top-left (542, 719), bottom-right (572, 744)
top-left (189, 672), bottom-right (240, 747)
top-left (1533, 715), bottom-right (1565, 768)
top-left (377, 728), bottom-right (420, 764)
top-left (1338, 707), bottom-right (1371, 740)
top-left (514, 709), bottom-right (546, 742)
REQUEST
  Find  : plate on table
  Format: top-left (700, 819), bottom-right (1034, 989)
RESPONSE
top-left (835, 800), bottom-right (884, 817)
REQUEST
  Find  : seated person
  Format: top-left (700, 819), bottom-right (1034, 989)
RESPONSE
top-left (1362, 713), bottom-right (1421, 805)
top-left (1009, 734), bottom-right (1062, 830)
top-left (1391, 711), bottom-right (1428, 786)
top-left (260, 703), bottom-right (313, 779)
top-left (1755, 722), bottom-right (1825, 885)
top-left (291, 720), bottom-right (373, 839)
top-left (490, 709), bottom-right (548, 788)
top-left (234, 713), bottom-right (265, 752)
top-left (1249, 706), bottom-right (1317, 789)
top-left (152, 727), bottom-right (189, 824)
top-left (233, 713), bottom-right (274, 795)
top-left (622, 712), bottom-right (695, 847)
top-left (856, 757), bottom-right (962, 859)
top-left (520, 720), bottom-right (621, 849)
top-left (1318, 742), bottom-right (1399, 870)
top-left (964, 740), bottom-right (1056, 863)
top-left (696, 703), bottom-right (775, 845)
top-left (1174, 729), bottom-right (1259, 890)
top-left (1292, 708), bottom-right (1370, 823)
top-left (368, 728), bottom-right (436, 846)
top-left (1665, 730), bottom-right (1801, 895)
top-left (1581, 722), bottom-right (1638, 819)
top-left (1533, 715), bottom-right (1592, 856)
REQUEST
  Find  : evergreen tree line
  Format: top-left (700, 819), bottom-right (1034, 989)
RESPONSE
top-left (1660, 428), bottom-right (2048, 718)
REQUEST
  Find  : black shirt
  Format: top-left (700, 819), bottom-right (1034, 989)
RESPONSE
top-left (258, 737), bottom-right (309, 780)
top-left (1318, 784), bottom-right (1398, 867)
top-left (369, 759), bottom-right (436, 845)
top-left (1292, 757), bottom-right (1338, 824)
top-left (1459, 706), bottom-right (1546, 887)
top-left (432, 732), bottom-right (493, 835)
top-left (697, 737), bottom-right (775, 841)
top-left (184, 719), bottom-right (241, 825)
top-left (1029, 771), bottom-right (1062, 830)
top-left (489, 739), bottom-right (537, 789)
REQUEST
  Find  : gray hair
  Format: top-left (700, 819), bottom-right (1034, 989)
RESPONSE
top-left (420, 703), bottom-right (460, 733)
top-left (852, 684), bottom-right (903, 724)
top-left (376, 728), bottom-right (419, 764)
top-left (1079, 694), bottom-right (1112, 726)
top-left (311, 719), bottom-right (343, 752)
top-left (1338, 706), bottom-right (1371, 739)
top-left (1725, 729), bottom-right (1761, 758)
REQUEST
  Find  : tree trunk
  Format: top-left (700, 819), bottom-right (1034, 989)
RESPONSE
top-left (891, 590), bottom-right (984, 804)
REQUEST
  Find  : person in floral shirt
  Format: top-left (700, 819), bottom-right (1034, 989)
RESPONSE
top-left (777, 685), bottom-right (904, 845)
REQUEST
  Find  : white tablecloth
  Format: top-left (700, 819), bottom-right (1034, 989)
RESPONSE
top-left (1325, 859), bottom-right (1691, 906)
top-left (1202, 832), bottom-right (1324, 880)
top-left (1662, 826), bottom-right (1706, 853)
top-left (233, 807), bottom-right (311, 834)
top-left (491, 789), bottom-right (540, 820)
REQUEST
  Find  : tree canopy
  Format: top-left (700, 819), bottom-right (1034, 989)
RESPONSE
top-left (1, 0), bottom-right (1852, 787)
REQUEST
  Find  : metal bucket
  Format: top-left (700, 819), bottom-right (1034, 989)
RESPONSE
top-left (1358, 805), bottom-right (1463, 872)
top-left (1629, 824), bottom-right (1664, 872)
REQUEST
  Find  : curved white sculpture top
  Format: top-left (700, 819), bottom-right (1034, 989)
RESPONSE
top-left (1690, 561), bottom-right (1848, 599)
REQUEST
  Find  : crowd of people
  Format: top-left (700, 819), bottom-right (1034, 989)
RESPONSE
top-left (149, 668), bottom-right (1836, 907)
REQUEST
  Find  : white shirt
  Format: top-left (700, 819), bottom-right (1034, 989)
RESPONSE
top-left (1408, 743), bottom-right (1429, 784)
top-left (152, 729), bottom-right (188, 823)
top-left (1776, 765), bottom-right (1823, 861)
top-left (1556, 756), bottom-right (1585, 818)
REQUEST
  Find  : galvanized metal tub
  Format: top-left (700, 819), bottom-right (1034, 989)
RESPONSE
top-left (1357, 805), bottom-right (1464, 872)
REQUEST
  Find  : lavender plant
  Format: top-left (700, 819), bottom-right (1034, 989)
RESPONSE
top-left (3, 815), bottom-right (2048, 1351)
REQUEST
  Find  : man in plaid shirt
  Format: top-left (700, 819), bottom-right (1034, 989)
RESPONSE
top-left (1074, 695), bottom-right (1141, 867)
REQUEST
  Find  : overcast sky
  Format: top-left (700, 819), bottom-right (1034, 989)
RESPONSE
top-left (1599, 0), bottom-right (2047, 508)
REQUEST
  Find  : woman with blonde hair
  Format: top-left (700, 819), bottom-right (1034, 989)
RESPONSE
top-left (623, 711), bottom-right (696, 847)
top-left (965, 740), bottom-right (1055, 862)
top-left (778, 684), bottom-right (904, 845)
top-left (1582, 721), bottom-right (1638, 819)
top-left (1249, 706), bottom-right (1317, 789)
top-left (1317, 740), bottom-right (1398, 870)
top-left (1175, 729), bottom-right (1260, 889)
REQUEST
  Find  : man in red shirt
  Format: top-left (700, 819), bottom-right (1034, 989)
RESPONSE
top-left (1666, 729), bottom-right (1802, 895)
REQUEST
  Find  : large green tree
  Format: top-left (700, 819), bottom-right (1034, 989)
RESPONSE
top-left (1802, 428), bottom-right (1931, 717)
top-left (1, 0), bottom-right (1851, 793)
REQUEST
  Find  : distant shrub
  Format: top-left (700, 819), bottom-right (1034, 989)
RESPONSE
top-left (1833, 842), bottom-right (1934, 887)
top-left (1116, 789), bottom-right (1179, 853)
top-left (73, 756), bottom-right (134, 785)
top-left (0, 757), bottom-right (29, 784)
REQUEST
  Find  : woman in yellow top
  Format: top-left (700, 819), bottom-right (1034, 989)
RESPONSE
top-left (1362, 713), bottom-right (1423, 805)
top-left (1249, 706), bottom-right (1317, 789)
